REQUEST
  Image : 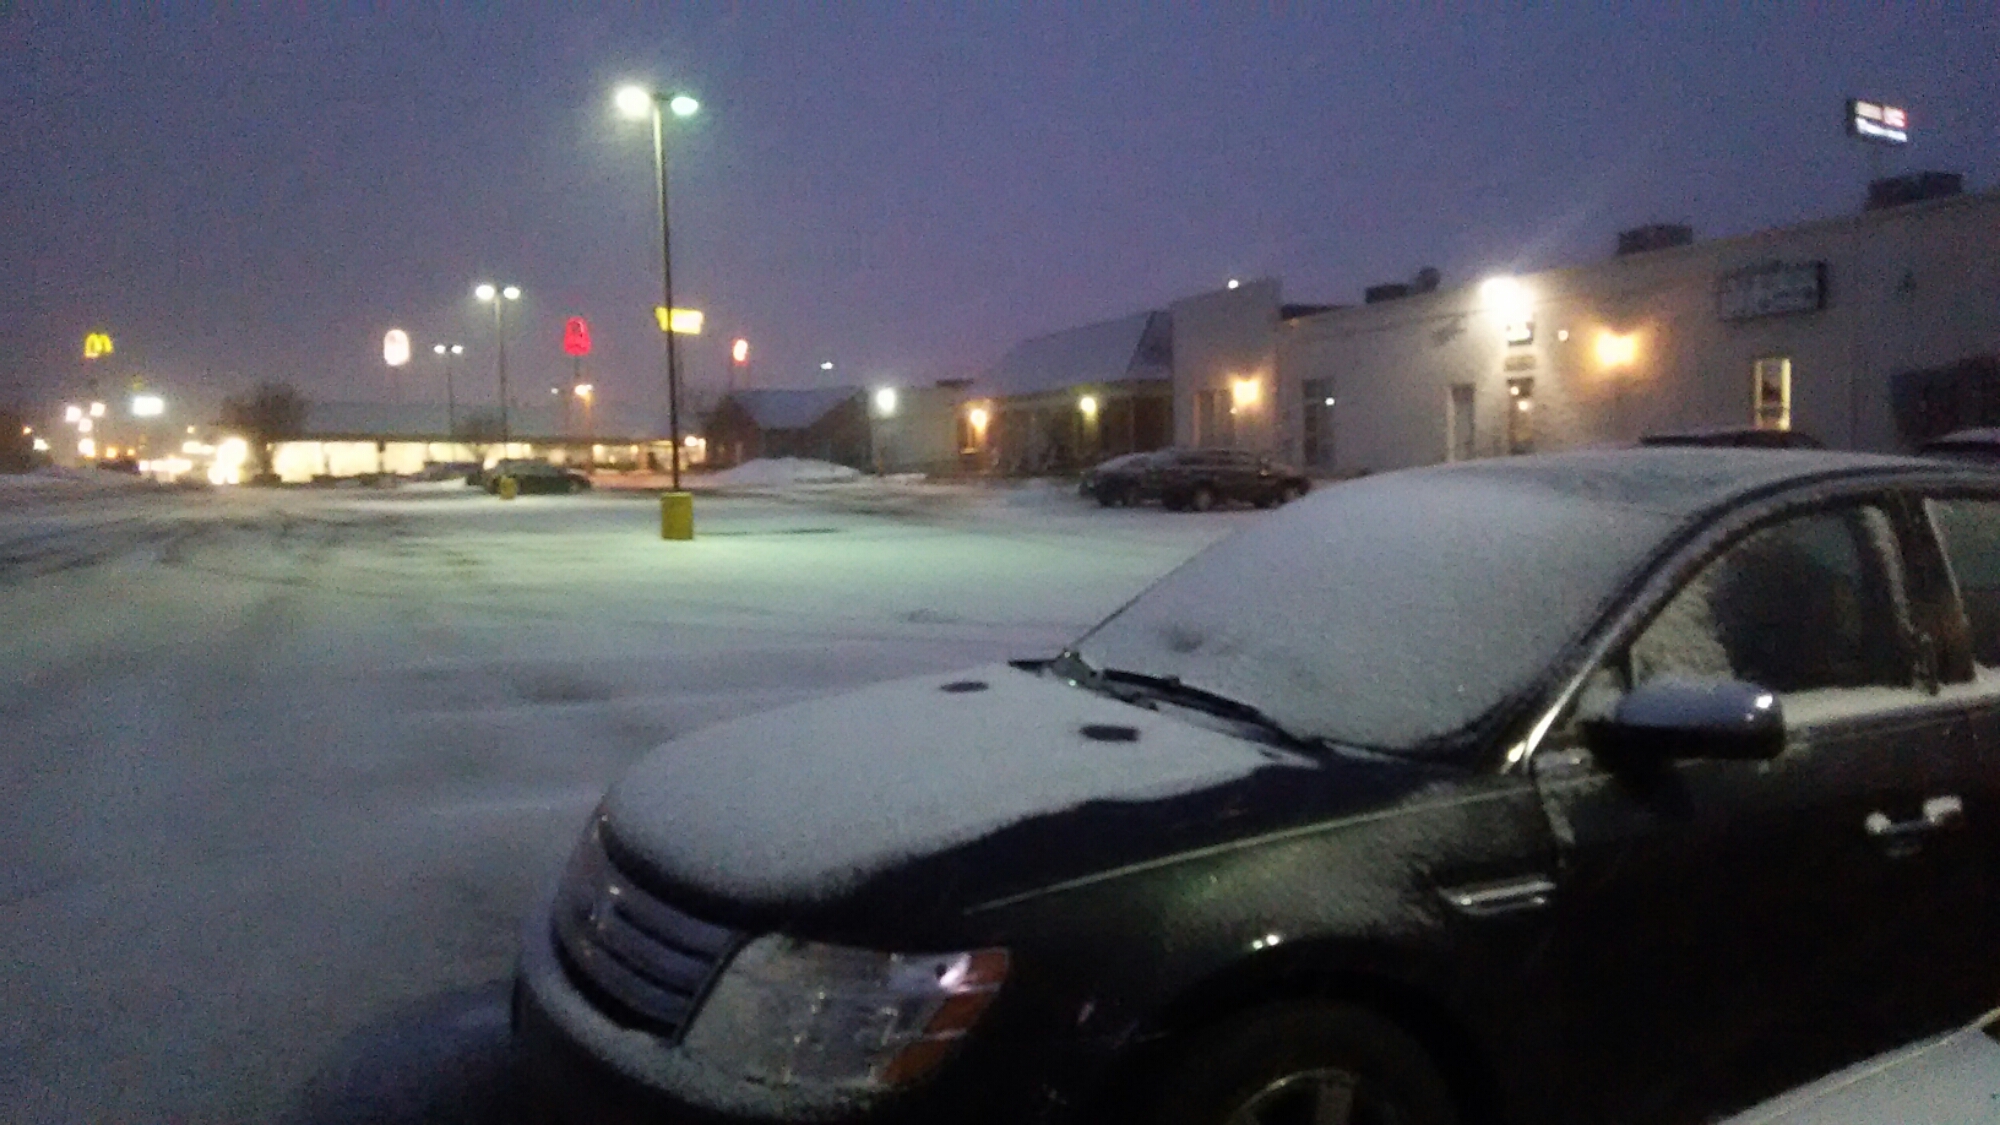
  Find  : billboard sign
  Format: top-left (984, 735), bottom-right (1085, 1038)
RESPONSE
top-left (1847, 99), bottom-right (1909, 145)
top-left (383, 328), bottom-right (411, 367)
top-left (83, 332), bottom-right (114, 359)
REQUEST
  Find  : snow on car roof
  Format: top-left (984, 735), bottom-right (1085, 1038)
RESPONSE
top-left (1077, 448), bottom-right (1932, 754)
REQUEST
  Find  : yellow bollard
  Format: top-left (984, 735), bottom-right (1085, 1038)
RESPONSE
top-left (660, 491), bottom-right (694, 540)
top-left (497, 476), bottom-right (518, 500)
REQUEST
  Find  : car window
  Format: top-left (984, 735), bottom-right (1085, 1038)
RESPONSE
top-left (1928, 498), bottom-right (2000, 668)
top-left (1627, 506), bottom-right (1911, 700)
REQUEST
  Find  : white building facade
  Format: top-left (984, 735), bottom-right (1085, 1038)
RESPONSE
top-left (1273, 185), bottom-right (2000, 474)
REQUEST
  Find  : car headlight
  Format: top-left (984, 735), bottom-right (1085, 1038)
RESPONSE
top-left (681, 935), bottom-right (1009, 1093)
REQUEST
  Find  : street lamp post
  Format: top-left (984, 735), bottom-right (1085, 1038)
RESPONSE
top-left (433, 343), bottom-right (465, 439)
top-left (616, 84), bottom-right (699, 497)
top-left (475, 284), bottom-right (521, 444)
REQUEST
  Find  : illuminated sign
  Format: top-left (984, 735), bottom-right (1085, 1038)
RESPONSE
top-left (1847, 99), bottom-right (1909, 145)
top-left (1717, 261), bottom-right (1827, 321)
top-left (653, 307), bottom-right (704, 335)
top-left (731, 338), bottom-right (749, 364)
top-left (563, 317), bottom-right (593, 357)
top-left (83, 332), bottom-right (114, 359)
top-left (384, 329), bottom-right (411, 367)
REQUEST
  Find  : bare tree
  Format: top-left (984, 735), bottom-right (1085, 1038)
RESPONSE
top-left (220, 383), bottom-right (309, 480)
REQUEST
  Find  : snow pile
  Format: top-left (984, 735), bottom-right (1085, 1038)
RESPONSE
top-left (604, 662), bottom-right (1299, 903)
top-left (0, 467), bottom-right (159, 494)
top-left (704, 458), bottom-right (862, 487)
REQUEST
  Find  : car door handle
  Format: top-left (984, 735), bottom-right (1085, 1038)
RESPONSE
top-left (1864, 795), bottom-right (1964, 839)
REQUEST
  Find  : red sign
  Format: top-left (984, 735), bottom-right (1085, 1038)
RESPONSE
top-left (562, 317), bottom-right (592, 357)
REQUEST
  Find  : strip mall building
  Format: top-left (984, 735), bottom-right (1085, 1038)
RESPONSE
top-left (973, 175), bottom-right (2000, 476)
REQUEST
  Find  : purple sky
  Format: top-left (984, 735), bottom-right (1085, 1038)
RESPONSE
top-left (3, 5), bottom-right (1996, 426)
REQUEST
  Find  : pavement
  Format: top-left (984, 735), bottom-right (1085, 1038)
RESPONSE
top-left (0, 477), bottom-right (1254, 1124)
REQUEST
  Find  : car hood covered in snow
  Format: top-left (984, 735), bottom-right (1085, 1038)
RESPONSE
top-left (600, 662), bottom-right (1441, 932)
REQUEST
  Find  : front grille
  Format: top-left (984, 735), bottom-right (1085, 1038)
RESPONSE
top-left (552, 821), bottom-right (741, 1042)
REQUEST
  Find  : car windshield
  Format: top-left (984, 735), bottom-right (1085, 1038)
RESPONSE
top-left (1073, 464), bottom-right (1686, 753)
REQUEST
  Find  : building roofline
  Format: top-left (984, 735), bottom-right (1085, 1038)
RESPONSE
top-left (1285, 182), bottom-right (1999, 337)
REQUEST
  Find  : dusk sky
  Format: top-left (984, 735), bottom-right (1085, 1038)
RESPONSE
top-left (4, 5), bottom-right (1996, 426)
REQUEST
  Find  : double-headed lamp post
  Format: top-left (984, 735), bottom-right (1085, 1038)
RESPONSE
top-left (432, 343), bottom-right (465, 438)
top-left (615, 84), bottom-right (699, 509)
top-left (475, 283), bottom-right (521, 443)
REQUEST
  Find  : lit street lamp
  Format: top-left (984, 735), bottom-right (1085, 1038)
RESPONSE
top-left (433, 342), bottom-right (465, 438)
top-left (615, 83), bottom-right (700, 500)
top-left (475, 284), bottom-right (521, 442)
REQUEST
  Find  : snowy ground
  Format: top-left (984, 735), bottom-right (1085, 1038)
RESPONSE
top-left (0, 477), bottom-right (1256, 1124)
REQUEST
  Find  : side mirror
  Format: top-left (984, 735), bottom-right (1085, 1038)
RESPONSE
top-left (1583, 677), bottom-right (1784, 763)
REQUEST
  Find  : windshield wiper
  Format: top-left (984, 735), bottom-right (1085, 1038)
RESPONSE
top-left (1049, 651), bottom-right (1317, 750)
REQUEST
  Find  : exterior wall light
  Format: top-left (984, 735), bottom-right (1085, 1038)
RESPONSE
top-left (874, 387), bottom-right (898, 416)
top-left (1230, 378), bottom-right (1262, 411)
top-left (1078, 394), bottom-right (1099, 420)
top-left (1596, 330), bottom-right (1640, 368)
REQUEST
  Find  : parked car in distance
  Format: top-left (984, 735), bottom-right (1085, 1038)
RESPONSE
top-left (1082, 447), bottom-right (1309, 510)
top-left (1077, 451), bottom-right (1159, 505)
top-left (515, 448), bottom-right (2000, 1125)
top-left (481, 459), bottom-right (592, 494)
top-left (1721, 1009), bottom-right (2000, 1125)
top-left (1919, 428), bottom-right (2000, 465)
top-left (1640, 426), bottom-right (1826, 449)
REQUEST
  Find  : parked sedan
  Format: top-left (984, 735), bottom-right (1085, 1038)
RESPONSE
top-left (1077, 451), bottom-right (1160, 506)
top-left (483, 459), bottom-right (592, 494)
top-left (1082, 448), bottom-right (1310, 510)
top-left (515, 449), bottom-right (2000, 1125)
top-left (1640, 426), bottom-right (1826, 449)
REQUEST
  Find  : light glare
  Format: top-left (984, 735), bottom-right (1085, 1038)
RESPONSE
top-left (501, 286), bottom-right (520, 301)
top-left (475, 283), bottom-right (497, 301)
top-left (614, 85), bottom-right (653, 120)
top-left (89, 402), bottom-right (106, 418)
top-left (874, 387), bottom-right (898, 416)
top-left (384, 328), bottom-right (411, 367)
top-left (732, 338), bottom-right (749, 364)
top-left (668, 94), bottom-right (700, 118)
top-left (1230, 378), bottom-right (1261, 410)
top-left (131, 394), bottom-right (165, 417)
top-left (1078, 394), bottom-right (1099, 419)
top-left (1595, 330), bottom-right (1640, 368)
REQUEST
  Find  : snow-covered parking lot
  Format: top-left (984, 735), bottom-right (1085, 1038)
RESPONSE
top-left (0, 475), bottom-right (1256, 1124)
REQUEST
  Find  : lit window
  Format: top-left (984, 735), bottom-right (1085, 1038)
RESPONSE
top-left (1753, 357), bottom-right (1792, 431)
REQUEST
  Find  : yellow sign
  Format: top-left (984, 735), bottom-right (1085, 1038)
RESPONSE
top-left (653, 307), bottom-right (705, 335)
top-left (83, 332), bottom-right (114, 359)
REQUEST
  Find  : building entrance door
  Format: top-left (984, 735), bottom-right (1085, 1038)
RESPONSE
top-left (1303, 378), bottom-right (1337, 470)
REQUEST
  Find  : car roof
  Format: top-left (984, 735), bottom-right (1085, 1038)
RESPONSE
top-left (1923, 428), bottom-right (2000, 448)
top-left (1409, 447), bottom-right (1973, 522)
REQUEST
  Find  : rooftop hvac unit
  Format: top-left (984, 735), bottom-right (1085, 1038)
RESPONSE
top-left (1616, 224), bottom-right (1696, 256)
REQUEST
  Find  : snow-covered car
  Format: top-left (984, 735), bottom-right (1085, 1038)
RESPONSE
top-left (1721, 1010), bottom-right (2000, 1125)
top-left (514, 448), bottom-right (2000, 1125)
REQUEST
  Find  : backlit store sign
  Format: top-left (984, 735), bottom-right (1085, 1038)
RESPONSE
top-left (1847, 99), bottom-right (1909, 145)
top-left (1717, 261), bottom-right (1828, 322)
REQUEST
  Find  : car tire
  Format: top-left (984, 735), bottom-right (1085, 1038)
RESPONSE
top-left (1097, 489), bottom-right (1117, 507)
top-left (1280, 484), bottom-right (1305, 504)
top-left (1152, 1002), bottom-right (1458, 1125)
top-left (1190, 485), bottom-right (1216, 512)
